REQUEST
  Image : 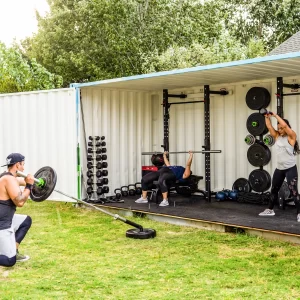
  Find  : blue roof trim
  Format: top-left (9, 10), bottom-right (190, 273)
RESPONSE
top-left (70, 52), bottom-right (300, 88)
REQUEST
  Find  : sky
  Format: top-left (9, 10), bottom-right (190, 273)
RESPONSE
top-left (0, 0), bottom-right (49, 46)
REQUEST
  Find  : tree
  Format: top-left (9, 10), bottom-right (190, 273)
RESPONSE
top-left (149, 32), bottom-right (267, 71)
top-left (223, 0), bottom-right (300, 51)
top-left (22, 0), bottom-right (225, 86)
top-left (0, 42), bottom-right (63, 93)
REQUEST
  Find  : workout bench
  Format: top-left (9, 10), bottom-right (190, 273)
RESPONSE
top-left (148, 175), bottom-right (204, 204)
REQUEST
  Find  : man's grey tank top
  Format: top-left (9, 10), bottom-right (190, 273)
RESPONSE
top-left (275, 135), bottom-right (296, 170)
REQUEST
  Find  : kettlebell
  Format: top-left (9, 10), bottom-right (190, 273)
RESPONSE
top-left (135, 182), bottom-right (142, 195)
top-left (128, 184), bottom-right (136, 196)
top-left (229, 190), bottom-right (238, 200)
top-left (223, 189), bottom-right (231, 199)
top-left (215, 191), bottom-right (226, 201)
top-left (114, 188), bottom-right (122, 200)
top-left (121, 186), bottom-right (129, 197)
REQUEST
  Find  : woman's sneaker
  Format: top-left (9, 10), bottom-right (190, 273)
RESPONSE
top-left (16, 250), bottom-right (30, 262)
top-left (159, 199), bottom-right (169, 207)
top-left (259, 209), bottom-right (275, 216)
top-left (135, 197), bottom-right (148, 203)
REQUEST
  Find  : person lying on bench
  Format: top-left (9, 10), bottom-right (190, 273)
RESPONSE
top-left (135, 151), bottom-right (193, 207)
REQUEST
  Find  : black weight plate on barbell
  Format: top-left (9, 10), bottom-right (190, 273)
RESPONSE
top-left (246, 113), bottom-right (268, 136)
top-left (30, 166), bottom-right (57, 202)
top-left (278, 181), bottom-right (290, 200)
top-left (232, 178), bottom-right (252, 193)
top-left (247, 143), bottom-right (271, 167)
top-left (126, 228), bottom-right (156, 239)
top-left (248, 169), bottom-right (271, 193)
top-left (246, 87), bottom-right (271, 110)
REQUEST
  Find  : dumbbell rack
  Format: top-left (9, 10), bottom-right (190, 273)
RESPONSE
top-left (86, 136), bottom-right (109, 203)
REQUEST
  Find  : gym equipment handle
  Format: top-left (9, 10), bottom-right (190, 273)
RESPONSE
top-left (16, 170), bottom-right (42, 185)
top-left (142, 150), bottom-right (221, 155)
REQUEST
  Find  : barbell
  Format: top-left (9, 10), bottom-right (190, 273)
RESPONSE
top-left (16, 167), bottom-right (156, 239)
top-left (142, 150), bottom-right (222, 155)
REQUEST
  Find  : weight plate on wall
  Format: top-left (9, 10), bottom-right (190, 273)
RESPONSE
top-left (246, 113), bottom-right (268, 136)
top-left (232, 178), bottom-right (252, 192)
top-left (247, 143), bottom-right (271, 167)
top-left (246, 87), bottom-right (271, 110)
top-left (248, 169), bottom-right (271, 193)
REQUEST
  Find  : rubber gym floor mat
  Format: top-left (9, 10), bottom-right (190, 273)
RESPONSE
top-left (100, 195), bottom-right (300, 236)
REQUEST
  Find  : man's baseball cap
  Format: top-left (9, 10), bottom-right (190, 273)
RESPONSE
top-left (1, 153), bottom-right (25, 167)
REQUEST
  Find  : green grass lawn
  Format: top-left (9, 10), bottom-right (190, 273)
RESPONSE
top-left (1, 201), bottom-right (300, 300)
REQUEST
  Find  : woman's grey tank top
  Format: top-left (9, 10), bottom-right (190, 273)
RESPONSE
top-left (275, 135), bottom-right (296, 170)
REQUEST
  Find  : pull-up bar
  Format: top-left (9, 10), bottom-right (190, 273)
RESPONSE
top-left (142, 150), bottom-right (222, 155)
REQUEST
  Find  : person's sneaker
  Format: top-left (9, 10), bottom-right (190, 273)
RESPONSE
top-left (159, 199), bottom-right (169, 207)
top-left (16, 250), bottom-right (30, 262)
top-left (258, 209), bottom-right (275, 216)
top-left (135, 197), bottom-right (148, 204)
top-left (297, 213), bottom-right (300, 222)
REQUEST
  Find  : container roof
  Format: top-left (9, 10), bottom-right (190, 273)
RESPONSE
top-left (71, 52), bottom-right (300, 91)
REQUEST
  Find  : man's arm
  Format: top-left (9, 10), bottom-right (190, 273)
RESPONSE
top-left (183, 151), bottom-right (193, 179)
top-left (5, 175), bottom-right (33, 207)
top-left (163, 151), bottom-right (171, 166)
top-left (16, 177), bottom-right (26, 186)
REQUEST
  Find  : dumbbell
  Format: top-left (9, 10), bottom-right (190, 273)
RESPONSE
top-left (101, 155), bottom-right (107, 160)
top-left (94, 136), bottom-right (105, 141)
top-left (102, 186), bottom-right (109, 194)
top-left (103, 178), bottom-right (109, 185)
top-left (86, 170), bottom-right (93, 178)
top-left (97, 187), bottom-right (103, 195)
top-left (135, 183), bottom-right (142, 195)
top-left (88, 142), bottom-right (93, 147)
top-left (96, 178), bottom-right (103, 186)
top-left (88, 148), bottom-right (93, 153)
top-left (101, 162), bottom-right (108, 168)
top-left (101, 148), bottom-right (107, 153)
top-left (121, 186), bottom-right (129, 197)
top-left (259, 108), bottom-right (273, 115)
top-left (100, 142), bottom-right (106, 147)
top-left (128, 184), bottom-right (136, 196)
top-left (96, 155), bottom-right (102, 161)
top-left (96, 170), bottom-right (102, 178)
top-left (87, 178), bottom-right (93, 186)
top-left (87, 155), bottom-right (93, 161)
top-left (114, 188), bottom-right (122, 200)
top-left (102, 170), bottom-right (108, 176)
top-left (87, 187), bottom-right (93, 195)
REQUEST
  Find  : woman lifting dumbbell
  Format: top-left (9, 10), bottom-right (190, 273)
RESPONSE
top-left (135, 151), bottom-right (193, 207)
top-left (258, 109), bottom-right (300, 222)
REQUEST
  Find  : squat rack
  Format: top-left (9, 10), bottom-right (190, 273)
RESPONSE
top-left (162, 88), bottom-right (228, 201)
top-left (277, 77), bottom-right (300, 117)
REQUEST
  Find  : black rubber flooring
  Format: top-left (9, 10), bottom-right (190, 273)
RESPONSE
top-left (100, 194), bottom-right (300, 236)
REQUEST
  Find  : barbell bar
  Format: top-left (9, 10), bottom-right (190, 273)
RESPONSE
top-left (16, 167), bottom-right (156, 239)
top-left (142, 150), bottom-right (222, 155)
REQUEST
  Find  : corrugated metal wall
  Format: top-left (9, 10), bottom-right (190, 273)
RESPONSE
top-left (80, 88), bottom-right (153, 197)
top-left (0, 89), bottom-right (77, 201)
top-left (81, 76), bottom-right (300, 195)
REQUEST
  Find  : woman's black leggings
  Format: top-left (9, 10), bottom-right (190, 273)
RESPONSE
top-left (142, 167), bottom-right (176, 193)
top-left (269, 165), bottom-right (300, 213)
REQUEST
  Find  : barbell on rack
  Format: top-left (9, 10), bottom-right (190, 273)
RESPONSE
top-left (142, 150), bottom-right (222, 155)
top-left (16, 166), bottom-right (156, 239)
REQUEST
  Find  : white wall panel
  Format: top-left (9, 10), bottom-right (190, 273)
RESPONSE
top-left (0, 89), bottom-right (77, 202)
top-left (81, 76), bottom-right (300, 196)
top-left (80, 88), bottom-right (153, 197)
